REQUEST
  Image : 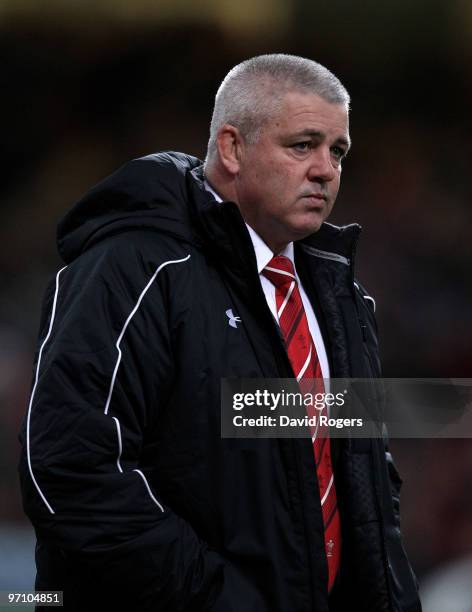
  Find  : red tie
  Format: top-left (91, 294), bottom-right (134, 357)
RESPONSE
top-left (262, 255), bottom-right (341, 593)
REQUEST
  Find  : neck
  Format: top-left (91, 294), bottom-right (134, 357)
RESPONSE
top-left (204, 160), bottom-right (239, 205)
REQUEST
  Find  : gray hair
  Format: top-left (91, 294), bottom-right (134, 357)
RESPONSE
top-left (205, 53), bottom-right (350, 163)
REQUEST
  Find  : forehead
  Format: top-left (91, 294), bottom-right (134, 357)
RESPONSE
top-left (268, 91), bottom-right (349, 139)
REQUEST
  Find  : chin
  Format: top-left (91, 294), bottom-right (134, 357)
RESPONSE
top-left (305, 225), bottom-right (323, 237)
top-left (299, 218), bottom-right (325, 235)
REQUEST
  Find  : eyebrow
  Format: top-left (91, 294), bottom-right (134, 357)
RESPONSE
top-left (293, 129), bottom-right (352, 151)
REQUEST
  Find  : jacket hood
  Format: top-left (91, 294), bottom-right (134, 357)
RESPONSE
top-left (57, 151), bottom-right (209, 263)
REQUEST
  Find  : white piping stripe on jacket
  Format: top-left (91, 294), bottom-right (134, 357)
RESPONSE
top-left (354, 281), bottom-right (376, 312)
top-left (133, 469), bottom-right (164, 512)
top-left (103, 254), bottom-right (191, 512)
top-left (363, 295), bottom-right (376, 312)
top-left (300, 244), bottom-right (350, 266)
top-left (277, 280), bottom-right (295, 319)
top-left (104, 254), bottom-right (191, 416)
top-left (112, 417), bottom-right (124, 473)
top-left (26, 265), bottom-right (68, 515)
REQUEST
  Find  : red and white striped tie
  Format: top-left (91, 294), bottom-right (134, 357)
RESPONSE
top-left (262, 255), bottom-right (341, 593)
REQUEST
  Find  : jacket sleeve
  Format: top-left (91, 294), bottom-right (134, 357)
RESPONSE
top-left (19, 236), bottom-right (225, 611)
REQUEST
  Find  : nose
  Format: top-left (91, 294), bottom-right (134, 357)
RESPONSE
top-left (307, 147), bottom-right (336, 183)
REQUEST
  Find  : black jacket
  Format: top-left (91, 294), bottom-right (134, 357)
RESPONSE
top-left (19, 152), bottom-right (421, 611)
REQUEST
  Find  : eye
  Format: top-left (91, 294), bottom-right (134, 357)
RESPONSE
top-left (292, 141), bottom-right (311, 152)
top-left (331, 146), bottom-right (346, 160)
top-left (290, 140), bottom-right (311, 153)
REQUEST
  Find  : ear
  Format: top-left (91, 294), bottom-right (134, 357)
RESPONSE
top-left (216, 124), bottom-right (243, 176)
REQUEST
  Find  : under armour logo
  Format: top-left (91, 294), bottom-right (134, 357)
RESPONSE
top-left (226, 309), bottom-right (241, 329)
top-left (326, 539), bottom-right (335, 557)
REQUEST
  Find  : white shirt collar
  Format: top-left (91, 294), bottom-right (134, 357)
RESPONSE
top-left (245, 225), bottom-right (294, 273)
top-left (203, 179), bottom-right (221, 203)
top-left (203, 179), bottom-right (294, 273)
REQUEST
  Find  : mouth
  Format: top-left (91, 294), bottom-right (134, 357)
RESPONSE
top-left (302, 194), bottom-right (327, 207)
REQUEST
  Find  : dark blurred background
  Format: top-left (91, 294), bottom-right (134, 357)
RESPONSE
top-left (1, 0), bottom-right (471, 606)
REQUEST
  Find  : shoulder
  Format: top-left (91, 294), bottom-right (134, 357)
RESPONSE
top-left (97, 151), bottom-right (203, 207)
top-left (59, 231), bottom-right (193, 308)
top-left (57, 151), bottom-right (203, 264)
top-left (40, 231), bottom-right (194, 353)
top-left (111, 151), bottom-right (202, 195)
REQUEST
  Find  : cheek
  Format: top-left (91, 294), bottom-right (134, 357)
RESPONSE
top-left (260, 160), bottom-right (283, 181)
top-left (246, 160), bottom-right (279, 190)
top-left (259, 165), bottom-right (291, 198)
top-left (270, 164), bottom-right (298, 191)
top-left (335, 173), bottom-right (342, 193)
top-left (242, 157), bottom-right (298, 208)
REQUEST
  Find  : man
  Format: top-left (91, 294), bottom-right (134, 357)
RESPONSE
top-left (19, 54), bottom-right (421, 611)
